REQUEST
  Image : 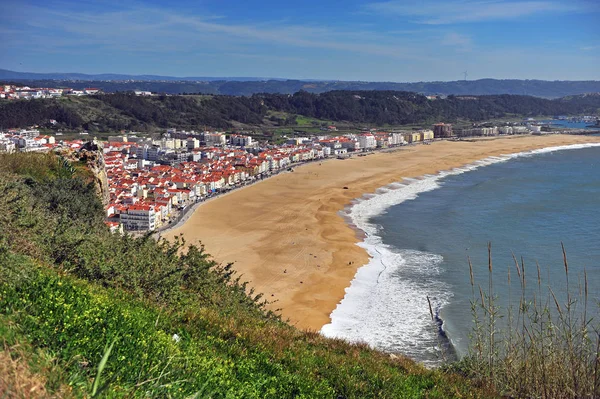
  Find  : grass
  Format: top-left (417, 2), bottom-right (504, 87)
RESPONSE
top-left (295, 115), bottom-right (332, 127)
top-left (0, 345), bottom-right (54, 399)
top-left (0, 314), bottom-right (75, 398)
top-left (0, 245), bottom-right (485, 398)
top-left (451, 243), bottom-right (600, 398)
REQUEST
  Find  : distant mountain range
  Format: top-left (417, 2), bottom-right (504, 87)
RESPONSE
top-left (0, 68), bottom-right (280, 82)
top-left (1, 68), bottom-right (599, 99)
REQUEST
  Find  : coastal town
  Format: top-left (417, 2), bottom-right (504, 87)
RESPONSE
top-left (0, 118), bottom-right (596, 233)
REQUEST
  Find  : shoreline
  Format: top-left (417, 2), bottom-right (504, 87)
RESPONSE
top-left (162, 135), bottom-right (600, 331)
top-left (321, 141), bottom-right (600, 365)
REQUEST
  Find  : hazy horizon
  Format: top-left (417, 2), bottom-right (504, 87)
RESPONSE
top-left (2, 67), bottom-right (600, 83)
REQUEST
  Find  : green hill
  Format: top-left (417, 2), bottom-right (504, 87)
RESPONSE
top-left (0, 152), bottom-right (488, 398)
top-left (1, 91), bottom-right (599, 133)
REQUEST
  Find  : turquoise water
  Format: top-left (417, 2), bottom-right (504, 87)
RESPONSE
top-left (322, 143), bottom-right (600, 365)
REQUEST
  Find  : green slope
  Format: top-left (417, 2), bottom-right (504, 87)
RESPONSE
top-left (0, 152), bottom-right (490, 398)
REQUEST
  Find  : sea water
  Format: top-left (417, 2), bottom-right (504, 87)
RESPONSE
top-left (321, 143), bottom-right (600, 366)
top-left (539, 119), bottom-right (600, 130)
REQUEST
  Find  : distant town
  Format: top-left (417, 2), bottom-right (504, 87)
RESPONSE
top-left (3, 117), bottom-right (591, 233)
top-left (0, 83), bottom-right (150, 99)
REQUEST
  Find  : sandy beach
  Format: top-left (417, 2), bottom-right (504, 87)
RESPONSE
top-left (163, 135), bottom-right (600, 331)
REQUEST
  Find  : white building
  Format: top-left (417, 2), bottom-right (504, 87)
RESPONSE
top-left (136, 145), bottom-right (162, 161)
top-left (0, 140), bottom-right (16, 153)
top-left (358, 134), bottom-right (377, 150)
top-left (204, 132), bottom-right (227, 147)
top-left (230, 135), bottom-right (254, 147)
top-left (187, 137), bottom-right (200, 150)
top-left (17, 90), bottom-right (44, 99)
top-left (19, 129), bottom-right (40, 138)
top-left (513, 126), bottom-right (529, 134)
top-left (389, 133), bottom-right (407, 146)
top-left (120, 204), bottom-right (157, 231)
top-left (18, 137), bottom-right (37, 149)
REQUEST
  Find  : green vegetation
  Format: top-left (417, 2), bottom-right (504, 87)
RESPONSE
top-left (0, 152), bottom-right (487, 398)
top-left (258, 91), bottom-right (600, 126)
top-left (449, 245), bottom-right (600, 398)
top-left (2, 91), bottom-right (599, 133)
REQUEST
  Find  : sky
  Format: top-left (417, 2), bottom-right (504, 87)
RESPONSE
top-left (1, 0), bottom-right (599, 81)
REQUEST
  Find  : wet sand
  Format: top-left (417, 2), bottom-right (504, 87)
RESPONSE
top-left (163, 135), bottom-right (600, 331)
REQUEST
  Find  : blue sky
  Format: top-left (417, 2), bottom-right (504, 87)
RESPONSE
top-left (1, 0), bottom-right (599, 81)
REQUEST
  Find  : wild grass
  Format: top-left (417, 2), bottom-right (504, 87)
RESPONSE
top-left (0, 314), bottom-right (75, 398)
top-left (453, 243), bottom-right (599, 398)
top-left (0, 345), bottom-right (52, 399)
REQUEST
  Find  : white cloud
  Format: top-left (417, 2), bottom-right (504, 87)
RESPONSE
top-left (441, 32), bottom-right (473, 50)
top-left (5, 3), bottom-right (439, 62)
top-left (366, 0), bottom-right (592, 24)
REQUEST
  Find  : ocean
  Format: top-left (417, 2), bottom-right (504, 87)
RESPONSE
top-left (539, 119), bottom-right (600, 130)
top-left (321, 141), bottom-right (600, 366)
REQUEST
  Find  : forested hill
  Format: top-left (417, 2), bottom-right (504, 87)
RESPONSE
top-left (1, 91), bottom-right (600, 132)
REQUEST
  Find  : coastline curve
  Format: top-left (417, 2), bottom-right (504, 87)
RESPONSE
top-left (321, 142), bottom-right (600, 366)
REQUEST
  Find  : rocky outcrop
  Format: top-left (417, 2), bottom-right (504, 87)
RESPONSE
top-left (79, 141), bottom-right (110, 207)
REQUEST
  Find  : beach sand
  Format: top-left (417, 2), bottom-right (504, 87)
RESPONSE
top-left (163, 135), bottom-right (600, 331)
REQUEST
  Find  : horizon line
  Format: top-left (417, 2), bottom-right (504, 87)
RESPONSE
top-left (1, 68), bottom-right (599, 84)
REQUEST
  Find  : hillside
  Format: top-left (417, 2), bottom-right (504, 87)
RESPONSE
top-left (2, 91), bottom-right (600, 133)
top-left (2, 69), bottom-right (600, 98)
top-left (0, 152), bottom-right (491, 397)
